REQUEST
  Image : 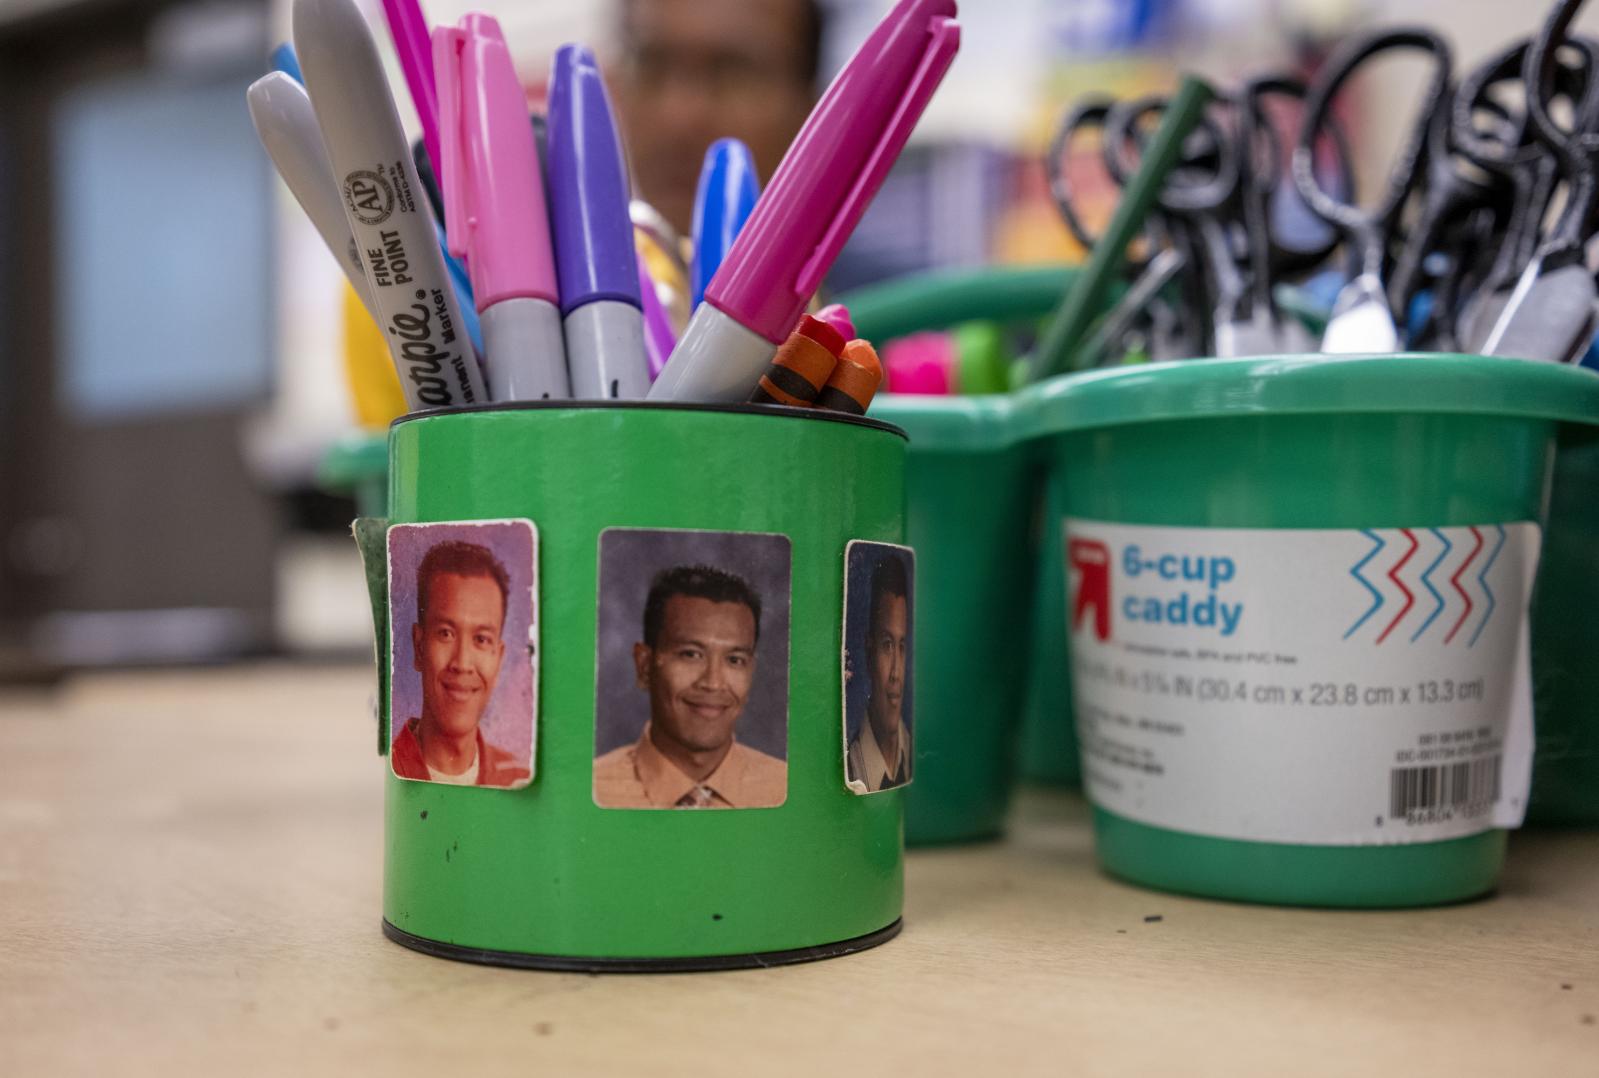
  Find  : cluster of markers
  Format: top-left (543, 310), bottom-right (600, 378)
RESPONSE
top-left (247, 0), bottom-right (959, 416)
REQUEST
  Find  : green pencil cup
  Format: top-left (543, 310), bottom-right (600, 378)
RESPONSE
top-left (1528, 427), bottom-right (1599, 826)
top-left (368, 401), bottom-right (908, 970)
top-left (866, 394), bottom-right (1037, 844)
top-left (1029, 354), bottom-right (1599, 907)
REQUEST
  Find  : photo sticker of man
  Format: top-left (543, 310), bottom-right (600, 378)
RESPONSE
top-left (843, 542), bottom-right (914, 795)
top-left (387, 520), bottom-right (537, 789)
top-left (593, 529), bottom-right (790, 809)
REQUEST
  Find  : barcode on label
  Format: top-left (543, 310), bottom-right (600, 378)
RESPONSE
top-left (1389, 756), bottom-right (1502, 818)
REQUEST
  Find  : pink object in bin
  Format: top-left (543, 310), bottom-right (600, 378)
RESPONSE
top-left (882, 331), bottom-right (955, 395)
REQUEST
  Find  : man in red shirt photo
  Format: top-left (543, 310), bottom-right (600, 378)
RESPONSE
top-left (391, 540), bottom-right (530, 788)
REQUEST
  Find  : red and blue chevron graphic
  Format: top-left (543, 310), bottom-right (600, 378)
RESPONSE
top-left (1345, 525), bottom-right (1506, 646)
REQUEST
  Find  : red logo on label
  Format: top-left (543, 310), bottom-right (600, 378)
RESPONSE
top-left (1068, 537), bottom-right (1112, 641)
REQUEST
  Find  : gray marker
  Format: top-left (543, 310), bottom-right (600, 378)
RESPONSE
top-left (293, 0), bottom-right (488, 410)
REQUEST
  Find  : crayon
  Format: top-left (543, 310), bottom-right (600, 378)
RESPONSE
top-left (747, 315), bottom-right (846, 406)
top-left (816, 339), bottom-right (883, 414)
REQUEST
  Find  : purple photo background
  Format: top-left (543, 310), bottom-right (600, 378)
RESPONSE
top-left (388, 520), bottom-right (536, 766)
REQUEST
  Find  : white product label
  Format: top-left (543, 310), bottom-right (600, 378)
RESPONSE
top-left (1065, 519), bottom-right (1540, 845)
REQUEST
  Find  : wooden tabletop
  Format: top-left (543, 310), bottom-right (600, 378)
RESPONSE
top-left (3, 663), bottom-right (1596, 1076)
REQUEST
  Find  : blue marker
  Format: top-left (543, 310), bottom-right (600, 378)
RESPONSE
top-left (271, 42), bottom-right (304, 82)
top-left (690, 139), bottom-right (760, 311)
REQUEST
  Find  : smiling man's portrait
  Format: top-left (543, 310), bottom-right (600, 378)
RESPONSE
top-left (388, 521), bottom-right (536, 789)
top-left (593, 530), bottom-right (790, 809)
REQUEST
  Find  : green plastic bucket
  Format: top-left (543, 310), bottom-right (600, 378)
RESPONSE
top-left (845, 264), bottom-right (1088, 794)
top-left (866, 394), bottom-right (1037, 844)
top-left (1028, 354), bottom-right (1599, 907)
top-left (367, 401), bottom-right (908, 969)
top-left (1017, 474), bottom-right (1082, 787)
top-left (1527, 427), bottom-right (1599, 826)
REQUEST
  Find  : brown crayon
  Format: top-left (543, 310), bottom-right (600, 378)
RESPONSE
top-left (815, 339), bottom-right (883, 414)
top-left (748, 315), bottom-right (847, 406)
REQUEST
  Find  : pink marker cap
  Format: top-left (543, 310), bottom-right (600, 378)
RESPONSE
top-left (703, 0), bottom-right (959, 344)
top-left (433, 14), bottom-right (558, 310)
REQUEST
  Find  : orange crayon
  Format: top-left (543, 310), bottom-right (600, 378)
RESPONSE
top-left (748, 315), bottom-right (847, 406)
top-left (815, 339), bottom-right (883, 414)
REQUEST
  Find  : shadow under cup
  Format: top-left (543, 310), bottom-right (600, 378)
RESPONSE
top-left (377, 401), bottom-right (907, 970)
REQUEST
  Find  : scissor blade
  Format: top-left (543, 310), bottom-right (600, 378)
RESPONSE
top-left (1215, 306), bottom-right (1285, 358)
top-left (1482, 259), bottom-right (1598, 362)
top-left (1459, 286), bottom-right (1514, 354)
top-left (1320, 274), bottom-right (1400, 353)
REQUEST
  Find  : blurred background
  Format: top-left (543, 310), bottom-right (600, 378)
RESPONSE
top-left (0, 0), bottom-right (1583, 679)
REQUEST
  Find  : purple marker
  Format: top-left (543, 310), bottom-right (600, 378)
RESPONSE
top-left (638, 250), bottom-right (677, 381)
top-left (546, 45), bottom-right (649, 400)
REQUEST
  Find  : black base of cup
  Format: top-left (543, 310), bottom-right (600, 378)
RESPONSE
top-left (381, 917), bottom-right (903, 973)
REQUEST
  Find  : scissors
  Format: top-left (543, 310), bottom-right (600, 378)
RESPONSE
top-left (1293, 27), bottom-right (1454, 353)
top-left (1104, 92), bottom-right (1276, 357)
top-left (1234, 74), bottom-right (1352, 353)
top-left (1045, 92), bottom-right (1208, 362)
top-left (1449, 34), bottom-right (1599, 352)
top-left (1482, 0), bottom-right (1599, 363)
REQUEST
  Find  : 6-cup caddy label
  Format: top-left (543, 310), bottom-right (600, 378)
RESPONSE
top-left (1065, 519), bottom-right (1540, 845)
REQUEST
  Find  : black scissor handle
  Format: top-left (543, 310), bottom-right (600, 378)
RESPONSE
top-left (1238, 74), bottom-right (1354, 267)
top-left (1525, 0), bottom-right (1599, 253)
top-left (1293, 27), bottom-right (1453, 242)
top-left (1103, 93), bottom-right (1239, 216)
top-left (1456, 35), bottom-right (1599, 171)
top-left (1452, 40), bottom-right (1542, 170)
top-left (1045, 95), bottom-right (1117, 252)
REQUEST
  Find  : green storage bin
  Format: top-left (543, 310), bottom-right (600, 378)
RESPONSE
top-left (868, 395), bottom-right (1037, 844)
top-left (1028, 354), bottom-right (1599, 906)
top-left (1527, 428), bottom-right (1599, 826)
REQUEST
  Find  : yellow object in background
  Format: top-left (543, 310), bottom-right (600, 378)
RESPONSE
top-left (634, 225), bottom-right (691, 335)
top-left (341, 281), bottom-right (407, 428)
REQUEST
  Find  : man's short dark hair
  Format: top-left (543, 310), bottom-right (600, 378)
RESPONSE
top-left (416, 540), bottom-right (510, 626)
top-left (643, 564), bottom-right (763, 647)
top-left (868, 554), bottom-right (909, 631)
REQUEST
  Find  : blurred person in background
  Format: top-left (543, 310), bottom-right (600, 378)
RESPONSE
top-left (609, 0), bottom-right (825, 235)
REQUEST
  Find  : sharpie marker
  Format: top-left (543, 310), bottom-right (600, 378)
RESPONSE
top-left (547, 45), bottom-right (650, 400)
top-left (650, 0), bottom-right (960, 402)
top-left (435, 14), bottom-right (567, 400)
top-left (293, 0), bottom-right (487, 409)
top-left (690, 138), bottom-right (760, 310)
top-left (247, 72), bottom-right (377, 318)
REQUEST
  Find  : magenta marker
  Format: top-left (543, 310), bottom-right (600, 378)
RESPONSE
top-left (380, 0), bottom-right (442, 179)
top-left (649, 0), bottom-right (960, 402)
